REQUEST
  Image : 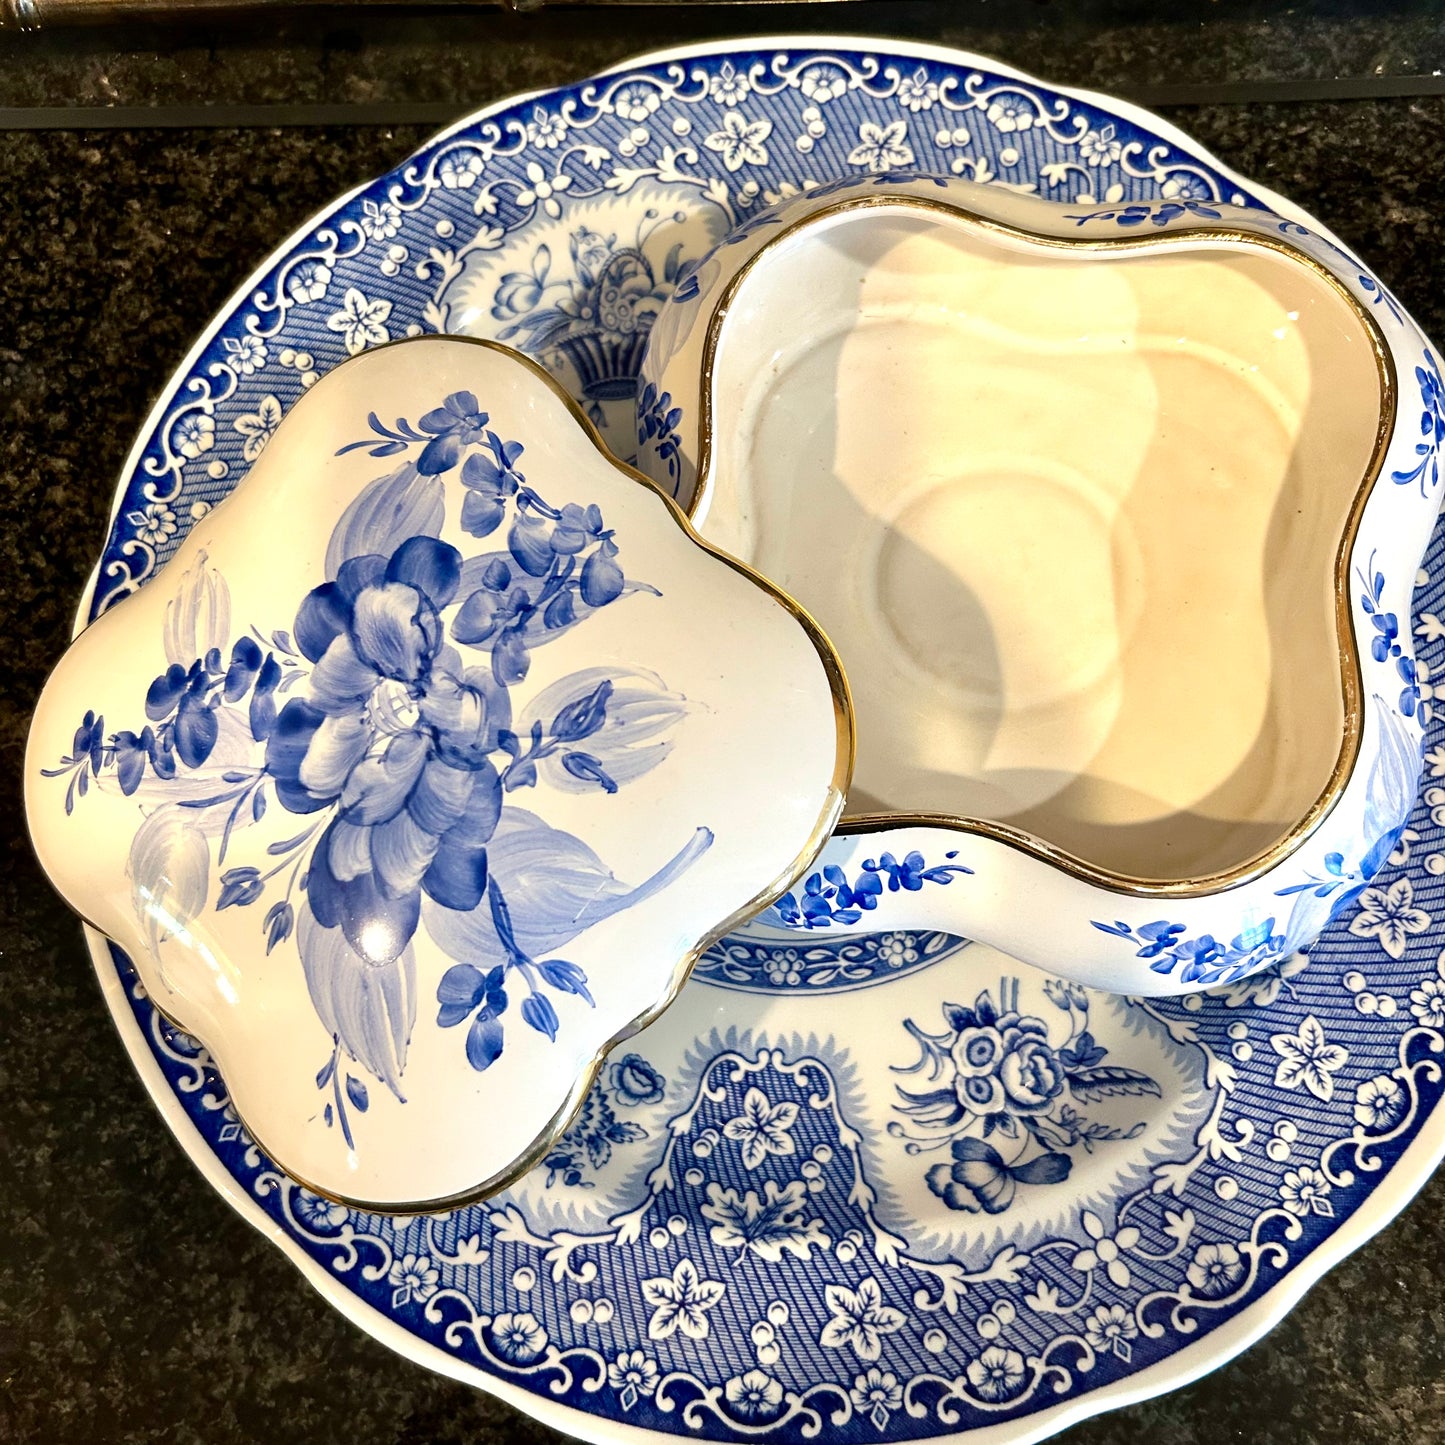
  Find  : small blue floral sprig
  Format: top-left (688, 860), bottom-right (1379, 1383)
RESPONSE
top-left (337, 389), bottom-right (491, 474)
top-left (541, 1052), bottom-right (664, 1188)
top-left (41, 635), bottom-right (298, 815)
top-left (1357, 551), bottom-right (1421, 716)
top-left (1090, 916), bottom-right (1286, 986)
top-left (636, 382), bottom-right (684, 483)
top-left (1357, 273), bottom-right (1405, 325)
top-left (315, 1038), bottom-right (371, 1150)
top-left (1391, 349), bottom-right (1443, 497)
top-left (1066, 200), bottom-right (1223, 229)
top-left (1274, 828), bottom-right (1405, 918)
top-left (774, 850), bottom-right (973, 929)
top-left (435, 878), bottom-right (595, 1069)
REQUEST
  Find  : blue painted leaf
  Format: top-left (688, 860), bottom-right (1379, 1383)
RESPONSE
top-left (385, 535), bottom-right (462, 608)
top-left (466, 1014), bottom-right (504, 1071)
top-left (508, 516), bottom-right (554, 577)
top-left (579, 546), bottom-right (624, 607)
top-left (324, 1103), bottom-right (334, 1127)
top-left (543, 590), bottom-right (576, 629)
top-left (325, 463), bottom-right (445, 579)
top-left (436, 962), bottom-right (487, 1027)
top-left (345, 1076), bottom-right (369, 1112)
top-left (1067, 1067), bottom-right (1164, 1102)
top-left (460, 491), bottom-right (506, 537)
top-left (217, 867), bottom-right (264, 910)
top-left (174, 692), bottom-right (219, 768)
top-left (521, 993), bottom-right (560, 1041)
top-left (550, 680), bottom-right (612, 744)
top-left (145, 663), bottom-right (190, 721)
top-left (921, 865), bottom-right (971, 884)
top-left (112, 731), bottom-right (148, 795)
top-left (297, 910), bottom-right (416, 1099)
top-left (223, 636), bottom-right (263, 702)
top-left (493, 630), bottom-right (530, 686)
top-left (503, 758), bottom-right (537, 791)
top-left (264, 900), bottom-right (294, 953)
top-left (1060, 1030), bottom-right (1108, 1072)
top-left (315, 1052), bottom-right (336, 1089)
top-left (1010, 1151), bottom-right (1073, 1185)
top-left (252, 787), bottom-right (268, 823)
top-left (538, 958), bottom-right (593, 1005)
top-left (249, 654), bottom-right (282, 741)
top-left (561, 752), bottom-right (618, 793)
top-left (942, 1004), bottom-right (977, 1038)
top-left (1091, 919), bottom-right (1135, 938)
top-left (417, 433), bottom-right (463, 475)
top-left (71, 711), bottom-right (96, 758)
top-left (451, 587), bottom-right (505, 646)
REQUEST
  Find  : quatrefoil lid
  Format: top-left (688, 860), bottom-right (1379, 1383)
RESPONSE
top-left (26, 337), bottom-right (851, 1210)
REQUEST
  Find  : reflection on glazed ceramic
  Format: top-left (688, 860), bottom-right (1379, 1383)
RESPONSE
top-left (637, 175), bottom-right (1442, 990)
top-left (27, 337), bottom-right (849, 1209)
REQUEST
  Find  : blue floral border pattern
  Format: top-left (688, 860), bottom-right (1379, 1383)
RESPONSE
top-left (84, 44), bottom-right (1445, 1445)
top-left (91, 47), bottom-right (1252, 613)
top-left (696, 929), bottom-right (969, 993)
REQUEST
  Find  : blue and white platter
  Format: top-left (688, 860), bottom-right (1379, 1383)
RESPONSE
top-left (79, 36), bottom-right (1445, 1444)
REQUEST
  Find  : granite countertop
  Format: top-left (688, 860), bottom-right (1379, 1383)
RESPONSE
top-left (3, 7), bottom-right (1445, 1443)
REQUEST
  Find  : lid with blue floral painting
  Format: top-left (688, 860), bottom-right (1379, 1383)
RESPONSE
top-left (25, 336), bottom-right (852, 1211)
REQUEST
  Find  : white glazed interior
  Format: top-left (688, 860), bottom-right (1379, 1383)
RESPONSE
top-left (691, 207), bottom-right (1382, 883)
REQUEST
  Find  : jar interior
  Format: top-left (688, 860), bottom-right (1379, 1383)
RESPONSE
top-left (690, 207), bottom-right (1383, 883)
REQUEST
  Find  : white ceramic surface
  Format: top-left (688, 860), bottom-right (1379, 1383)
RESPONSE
top-left (27, 337), bottom-right (848, 1209)
top-left (638, 174), bottom-right (1442, 993)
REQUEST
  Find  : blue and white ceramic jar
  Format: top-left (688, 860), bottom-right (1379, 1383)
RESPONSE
top-left (636, 173), bottom-right (1444, 995)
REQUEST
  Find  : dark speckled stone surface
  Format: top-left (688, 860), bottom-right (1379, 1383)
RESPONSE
top-left (3, 12), bottom-right (1445, 1444)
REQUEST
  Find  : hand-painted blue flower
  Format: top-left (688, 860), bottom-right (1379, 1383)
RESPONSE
top-left (925, 1137), bottom-right (1071, 1214)
top-left (458, 443), bottom-right (525, 537)
top-left (266, 534), bottom-right (512, 965)
top-left (946, 1002), bottom-right (1065, 1116)
top-left (416, 390), bottom-right (491, 475)
top-left (610, 1052), bottom-right (666, 1106)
